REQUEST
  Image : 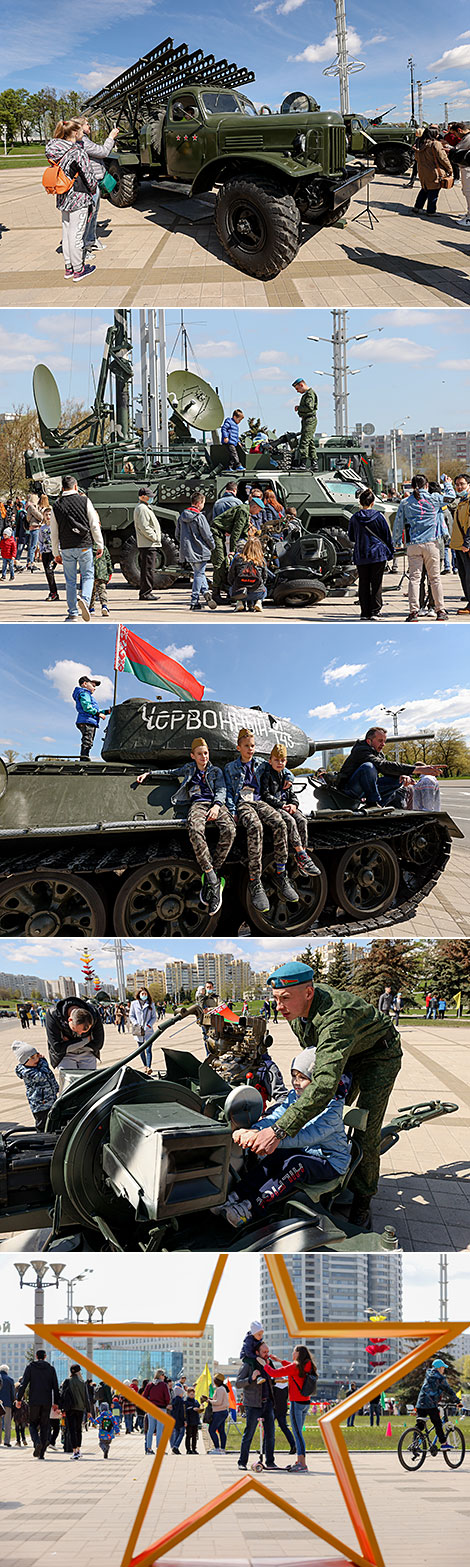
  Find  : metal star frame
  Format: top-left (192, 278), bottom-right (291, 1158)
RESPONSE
top-left (33, 1252), bottom-right (467, 1567)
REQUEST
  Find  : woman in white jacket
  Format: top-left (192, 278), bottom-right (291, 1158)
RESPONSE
top-left (129, 987), bottom-right (157, 1074)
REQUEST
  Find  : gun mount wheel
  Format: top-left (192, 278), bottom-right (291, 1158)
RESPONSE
top-left (375, 147), bottom-right (411, 175)
top-left (271, 576), bottom-right (327, 608)
top-left (241, 855), bottom-right (327, 934)
top-left (314, 533), bottom-right (338, 574)
top-left (334, 839), bottom-right (400, 919)
top-left (113, 858), bottom-right (221, 937)
top-left (215, 178), bottom-right (300, 279)
top-left (0, 871), bottom-right (107, 937)
top-left (106, 161), bottom-right (139, 207)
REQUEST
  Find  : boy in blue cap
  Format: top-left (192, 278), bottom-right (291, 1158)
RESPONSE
top-left (231, 959), bottom-right (402, 1231)
top-left (213, 1044), bottom-right (351, 1228)
top-left (415, 1360), bottom-right (458, 1451)
top-left (72, 675), bottom-right (111, 760)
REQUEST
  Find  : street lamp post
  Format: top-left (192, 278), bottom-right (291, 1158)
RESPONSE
top-left (323, 0), bottom-right (365, 115)
top-left (307, 312), bottom-right (380, 435)
top-left (383, 706), bottom-right (406, 764)
top-left (408, 58), bottom-right (416, 126)
top-left (14, 1261), bottom-right (66, 1355)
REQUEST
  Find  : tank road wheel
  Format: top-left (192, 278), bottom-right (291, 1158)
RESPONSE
top-left (215, 179), bottom-right (300, 280)
top-left (106, 161), bottom-right (139, 207)
top-left (334, 839), bottom-right (400, 920)
top-left (241, 855), bottom-right (327, 935)
top-left (375, 148), bottom-right (411, 176)
top-left (0, 872), bottom-right (106, 936)
top-left (403, 821), bottom-right (443, 865)
top-left (272, 577), bottom-right (327, 609)
top-left (113, 858), bottom-right (221, 937)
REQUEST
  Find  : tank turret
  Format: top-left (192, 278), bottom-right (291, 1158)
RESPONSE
top-left (102, 698), bottom-right (315, 766)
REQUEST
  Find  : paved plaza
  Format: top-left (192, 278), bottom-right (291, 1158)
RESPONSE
top-left (0, 169), bottom-right (469, 307)
top-left (1, 562), bottom-right (467, 626)
top-left (0, 1431), bottom-right (468, 1567)
top-left (1, 1014), bottom-right (469, 1250)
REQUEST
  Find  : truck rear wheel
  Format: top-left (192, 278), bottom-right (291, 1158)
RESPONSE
top-left (106, 162), bottom-right (139, 207)
top-left (118, 539), bottom-right (141, 588)
top-left (375, 148), bottom-right (411, 176)
top-left (215, 178), bottom-right (300, 279)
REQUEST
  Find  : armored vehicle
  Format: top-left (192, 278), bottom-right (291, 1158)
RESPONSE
top-left (0, 1013), bottom-right (458, 1253)
top-left (280, 92), bottom-right (414, 177)
top-left (82, 36), bottom-right (371, 278)
top-left (0, 700), bottom-right (461, 938)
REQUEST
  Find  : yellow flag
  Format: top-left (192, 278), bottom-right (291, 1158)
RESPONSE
top-left (195, 1362), bottom-right (214, 1401)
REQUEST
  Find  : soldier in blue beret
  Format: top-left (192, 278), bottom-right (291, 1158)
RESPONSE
top-left (232, 959), bottom-right (402, 1229)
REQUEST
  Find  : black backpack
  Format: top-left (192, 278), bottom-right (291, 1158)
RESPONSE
top-left (239, 560), bottom-right (261, 589)
top-left (300, 1369), bottom-right (317, 1398)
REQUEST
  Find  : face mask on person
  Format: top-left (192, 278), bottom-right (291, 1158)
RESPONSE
top-left (139, 992), bottom-right (148, 1001)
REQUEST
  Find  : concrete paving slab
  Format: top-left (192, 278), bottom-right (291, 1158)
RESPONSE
top-left (0, 170), bottom-right (469, 306)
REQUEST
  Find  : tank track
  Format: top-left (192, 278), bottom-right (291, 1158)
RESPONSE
top-left (0, 814), bottom-right (451, 934)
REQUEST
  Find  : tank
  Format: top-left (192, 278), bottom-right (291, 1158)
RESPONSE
top-left (0, 701), bottom-right (461, 939)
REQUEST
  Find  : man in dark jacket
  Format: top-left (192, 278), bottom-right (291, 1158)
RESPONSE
top-left (51, 474), bottom-right (104, 622)
top-left (142, 1369), bottom-right (171, 1454)
top-left (236, 1355), bottom-right (278, 1470)
top-left (0, 1364), bottom-right (15, 1446)
top-left (17, 1349), bottom-right (60, 1458)
top-left (337, 726), bottom-right (416, 807)
top-left (378, 987), bottom-right (393, 1015)
top-left (45, 996), bottom-right (104, 1081)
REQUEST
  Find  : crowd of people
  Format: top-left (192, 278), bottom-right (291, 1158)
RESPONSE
top-left (406, 122), bottom-right (470, 223)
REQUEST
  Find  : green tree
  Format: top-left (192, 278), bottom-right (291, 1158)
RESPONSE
top-left (325, 940), bottom-right (353, 990)
top-left (422, 941), bottom-right (470, 1008)
top-left (299, 945), bottom-right (325, 980)
top-left (0, 404), bottom-right (40, 497)
top-left (352, 941), bottom-right (423, 1005)
top-left (394, 1347), bottom-right (462, 1409)
top-left (429, 727), bottom-right (470, 777)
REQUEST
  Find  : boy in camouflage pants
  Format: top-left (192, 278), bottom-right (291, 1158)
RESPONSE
top-left (138, 737), bottom-right (235, 916)
top-left (224, 728), bottom-right (299, 917)
top-left (90, 539), bottom-right (112, 616)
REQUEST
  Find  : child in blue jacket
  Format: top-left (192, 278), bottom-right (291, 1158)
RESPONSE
top-left (72, 675), bottom-right (111, 760)
top-left (93, 1402), bottom-right (119, 1457)
top-left (12, 1040), bottom-right (58, 1131)
top-left (213, 1046), bottom-right (351, 1228)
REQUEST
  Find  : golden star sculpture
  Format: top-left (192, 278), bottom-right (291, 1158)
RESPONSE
top-left (34, 1252), bottom-right (467, 1567)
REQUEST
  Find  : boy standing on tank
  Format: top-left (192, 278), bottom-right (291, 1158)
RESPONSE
top-left (72, 675), bottom-right (111, 760)
top-left (137, 736), bottom-right (235, 916)
top-left (260, 744), bottom-right (320, 879)
top-left (224, 728), bottom-right (299, 916)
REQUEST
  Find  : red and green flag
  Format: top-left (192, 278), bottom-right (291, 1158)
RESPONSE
top-left (114, 625), bottom-right (204, 701)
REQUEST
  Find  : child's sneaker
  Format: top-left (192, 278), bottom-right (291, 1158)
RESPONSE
top-left (200, 873), bottom-right (209, 906)
top-left (64, 266), bottom-right (73, 278)
top-left (72, 265), bottom-right (96, 281)
top-left (225, 1198), bottom-right (252, 1228)
top-left (101, 604), bottom-right (110, 616)
top-left (249, 878), bottom-right (270, 914)
top-left (275, 870), bottom-right (299, 903)
top-left (295, 848), bottom-right (321, 877)
top-left (207, 874), bottom-right (224, 916)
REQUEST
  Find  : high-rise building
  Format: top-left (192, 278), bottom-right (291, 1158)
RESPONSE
top-left (0, 972), bottom-right (48, 999)
top-left (260, 1255), bottom-right (403, 1391)
top-left (165, 961), bottom-right (198, 996)
top-left (57, 976), bottom-right (78, 999)
top-left (128, 969), bottom-right (166, 997)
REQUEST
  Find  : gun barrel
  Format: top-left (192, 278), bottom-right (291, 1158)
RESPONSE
top-left (308, 730), bottom-right (436, 756)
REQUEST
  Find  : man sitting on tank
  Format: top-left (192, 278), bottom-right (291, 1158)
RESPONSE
top-left (137, 737), bottom-right (235, 917)
top-left (212, 1045), bottom-right (352, 1228)
top-left (336, 725), bottom-right (416, 808)
top-left (259, 744), bottom-right (320, 878)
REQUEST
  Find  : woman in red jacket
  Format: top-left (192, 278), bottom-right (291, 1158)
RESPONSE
top-left (262, 1345), bottom-right (317, 1472)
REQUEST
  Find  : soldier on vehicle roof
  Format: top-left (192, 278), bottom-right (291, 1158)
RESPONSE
top-left (292, 379), bottom-right (318, 471)
top-left (232, 960), bottom-right (403, 1230)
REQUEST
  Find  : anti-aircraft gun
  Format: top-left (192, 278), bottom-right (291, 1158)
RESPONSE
top-left (82, 35), bottom-right (371, 279)
top-left (0, 699), bottom-right (461, 938)
top-left (0, 1012), bottom-right (459, 1254)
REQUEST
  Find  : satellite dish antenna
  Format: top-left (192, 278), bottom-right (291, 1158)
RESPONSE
top-left (33, 364), bottom-right (62, 444)
top-left (363, 423), bottom-right (375, 435)
top-left (167, 370), bottom-right (224, 432)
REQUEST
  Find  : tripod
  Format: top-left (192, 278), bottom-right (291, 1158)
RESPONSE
top-left (351, 153), bottom-right (379, 230)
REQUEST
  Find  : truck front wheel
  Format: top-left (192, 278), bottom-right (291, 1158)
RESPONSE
top-left (215, 178), bottom-right (300, 279)
top-left (375, 148), bottom-right (411, 176)
top-left (106, 161), bottom-right (139, 207)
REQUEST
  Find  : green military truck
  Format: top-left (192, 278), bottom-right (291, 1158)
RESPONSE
top-left (83, 36), bottom-right (371, 279)
top-left (280, 94), bottom-right (415, 177)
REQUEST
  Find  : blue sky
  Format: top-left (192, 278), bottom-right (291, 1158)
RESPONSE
top-left (0, 932), bottom-right (364, 981)
top-left (1, 621), bottom-right (470, 762)
top-left (2, 2), bottom-right (470, 120)
top-left (1, 308), bottom-right (470, 441)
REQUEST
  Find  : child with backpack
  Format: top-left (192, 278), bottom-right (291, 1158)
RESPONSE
top-left (228, 536), bottom-right (267, 612)
top-left (44, 119), bottom-right (98, 282)
top-left (93, 1402), bottom-right (119, 1458)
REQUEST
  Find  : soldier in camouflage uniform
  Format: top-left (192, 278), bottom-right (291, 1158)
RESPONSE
top-left (292, 378), bottom-right (318, 470)
top-left (211, 499), bottom-right (250, 599)
top-left (234, 960), bottom-right (402, 1228)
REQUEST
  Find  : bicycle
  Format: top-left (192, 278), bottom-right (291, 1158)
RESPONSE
top-left (397, 1408), bottom-right (465, 1471)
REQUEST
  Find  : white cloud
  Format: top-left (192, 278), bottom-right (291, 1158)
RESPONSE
top-left (292, 28), bottom-right (361, 65)
top-left (194, 341), bottom-right (240, 359)
top-left (43, 659), bottom-right (114, 704)
top-left (308, 702), bottom-right (351, 719)
top-left (351, 337), bottom-right (434, 365)
top-left (258, 350), bottom-right (290, 365)
top-left (1, 0), bottom-right (154, 77)
top-left (367, 34), bottom-right (389, 45)
top-left (163, 644), bottom-right (196, 663)
top-left (421, 78), bottom-right (467, 96)
top-left (439, 359), bottom-right (470, 370)
top-left (323, 662), bottom-right (367, 685)
top-left (375, 640), bottom-right (399, 657)
top-left (278, 0), bottom-right (307, 13)
top-left (431, 46), bottom-right (470, 70)
top-left (348, 688), bottom-right (470, 737)
top-left (0, 323), bottom-right (70, 377)
top-left (76, 62), bottom-right (125, 92)
top-left (41, 736), bottom-right (55, 742)
top-left (254, 1), bottom-right (273, 11)
top-left (254, 366), bottom-right (283, 379)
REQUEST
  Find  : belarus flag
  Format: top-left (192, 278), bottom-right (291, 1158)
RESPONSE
top-left (114, 625), bottom-right (204, 701)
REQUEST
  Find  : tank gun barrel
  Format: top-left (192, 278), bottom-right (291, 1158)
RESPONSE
top-left (83, 35), bottom-right (255, 118)
top-left (307, 730), bottom-right (436, 756)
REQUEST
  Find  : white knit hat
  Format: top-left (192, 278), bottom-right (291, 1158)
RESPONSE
top-left (11, 1039), bottom-right (37, 1066)
top-left (249, 1320), bottom-right (263, 1334)
top-left (291, 1046), bottom-right (317, 1080)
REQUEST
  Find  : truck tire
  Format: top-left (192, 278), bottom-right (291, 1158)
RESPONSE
top-left (375, 148), bottom-right (411, 176)
top-left (118, 539), bottom-right (141, 588)
top-left (106, 162), bottom-right (139, 207)
top-left (324, 201), bottom-right (350, 225)
top-left (215, 178), bottom-right (300, 279)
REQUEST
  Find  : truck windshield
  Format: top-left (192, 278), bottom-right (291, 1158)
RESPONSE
top-left (202, 91), bottom-right (257, 115)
